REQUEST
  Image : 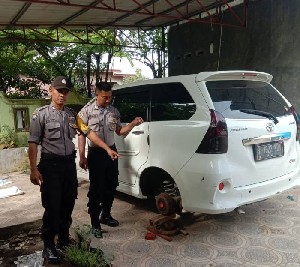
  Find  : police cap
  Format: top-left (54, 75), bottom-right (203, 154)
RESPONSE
top-left (51, 76), bottom-right (72, 90)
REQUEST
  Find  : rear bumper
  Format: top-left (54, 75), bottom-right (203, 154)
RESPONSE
top-left (175, 155), bottom-right (300, 214)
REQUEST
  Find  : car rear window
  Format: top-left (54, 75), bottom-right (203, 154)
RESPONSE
top-left (206, 80), bottom-right (290, 119)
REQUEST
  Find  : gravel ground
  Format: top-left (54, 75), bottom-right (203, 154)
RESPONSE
top-left (0, 226), bottom-right (73, 267)
top-left (0, 228), bottom-right (43, 267)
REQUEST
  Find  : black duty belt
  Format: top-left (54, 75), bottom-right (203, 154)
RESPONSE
top-left (41, 152), bottom-right (76, 161)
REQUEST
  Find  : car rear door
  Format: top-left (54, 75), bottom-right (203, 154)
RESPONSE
top-left (206, 79), bottom-right (299, 187)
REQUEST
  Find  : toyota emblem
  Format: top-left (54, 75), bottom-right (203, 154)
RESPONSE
top-left (266, 123), bottom-right (274, 132)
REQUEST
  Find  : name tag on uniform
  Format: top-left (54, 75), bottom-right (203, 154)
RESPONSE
top-left (45, 119), bottom-right (58, 123)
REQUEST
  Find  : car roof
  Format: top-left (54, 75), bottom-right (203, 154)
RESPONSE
top-left (113, 70), bottom-right (273, 91)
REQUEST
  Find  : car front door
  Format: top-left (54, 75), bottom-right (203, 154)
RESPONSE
top-left (113, 87), bottom-right (150, 186)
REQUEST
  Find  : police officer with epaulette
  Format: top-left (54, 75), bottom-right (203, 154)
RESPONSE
top-left (77, 82), bottom-right (143, 238)
top-left (28, 76), bottom-right (119, 264)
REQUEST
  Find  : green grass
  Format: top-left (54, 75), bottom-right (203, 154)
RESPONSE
top-left (64, 245), bottom-right (110, 267)
top-left (64, 224), bottom-right (111, 267)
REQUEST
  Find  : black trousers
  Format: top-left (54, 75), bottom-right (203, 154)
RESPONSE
top-left (38, 154), bottom-right (78, 246)
top-left (87, 145), bottom-right (119, 216)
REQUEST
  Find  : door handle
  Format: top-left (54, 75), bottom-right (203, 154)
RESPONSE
top-left (132, 130), bottom-right (144, 135)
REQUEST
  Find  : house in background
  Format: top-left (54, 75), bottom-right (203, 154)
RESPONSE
top-left (102, 56), bottom-right (136, 85)
top-left (0, 91), bottom-right (49, 146)
top-left (87, 56), bottom-right (136, 96)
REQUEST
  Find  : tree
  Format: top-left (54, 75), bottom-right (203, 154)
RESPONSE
top-left (120, 28), bottom-right (168, 78)
top-left (123, 68), bottom-right (148, 84)
top-left (0, 39), bottom-right (49, 98)
top-left (0, 28), bottom-right (163, 98)
top-left (0, 30), bottom-right (120, 97)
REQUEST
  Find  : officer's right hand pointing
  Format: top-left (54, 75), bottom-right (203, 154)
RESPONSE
top-left (107, 149), bottom-right (119, 160)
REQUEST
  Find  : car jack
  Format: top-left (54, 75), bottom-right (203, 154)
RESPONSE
top-left (145, 214), bottom-right (188, 242)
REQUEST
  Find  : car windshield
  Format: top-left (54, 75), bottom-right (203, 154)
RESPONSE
top-left (206, 80), bottom-right (290, 119)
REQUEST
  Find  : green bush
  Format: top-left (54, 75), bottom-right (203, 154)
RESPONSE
top-left (0, 125), bottom-right (16, 147)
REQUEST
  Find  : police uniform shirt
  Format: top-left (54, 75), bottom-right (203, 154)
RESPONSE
top-left (28, 103), bottom-right (77, 156)
top-left (77, 98), bottom-right (122, 147)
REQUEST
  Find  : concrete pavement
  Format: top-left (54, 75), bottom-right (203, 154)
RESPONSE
top-left (1, 171), bottom-right (300, 266)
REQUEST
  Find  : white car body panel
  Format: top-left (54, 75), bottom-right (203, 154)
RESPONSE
top-left (76, 71), bottom-right (300, 214)
top-left (116, 122), bottom-right (149, 187)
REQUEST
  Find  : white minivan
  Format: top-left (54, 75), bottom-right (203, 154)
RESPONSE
top-left (76, 71), bottom-right (300, 215)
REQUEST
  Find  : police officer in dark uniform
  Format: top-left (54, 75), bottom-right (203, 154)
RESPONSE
top-left (77, 82), bottom-right (143, 238)
top-left (28, 77), bottom-right (118, 264)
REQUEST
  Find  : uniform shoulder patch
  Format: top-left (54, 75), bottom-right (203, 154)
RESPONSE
top-left (32, 112), bottom-right (38, 120)
top-left (32, 105), bottom-right (48, 120)
top-left (78, 110), bottom-right (85, 119)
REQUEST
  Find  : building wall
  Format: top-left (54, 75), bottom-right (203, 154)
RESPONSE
top-left (168, 0), bottom-right (300, 109)
top-left (0, 92), bottom-right (49, 146)
top-left (0, 147), bottom-right (29, 174)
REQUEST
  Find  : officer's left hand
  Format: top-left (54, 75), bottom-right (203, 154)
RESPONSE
top-left (30, 168), bottom-right (42, 186)
top-left (79, 156), bottom-right (88, 170)
top-left (132, 117), bottom-right (144, 126)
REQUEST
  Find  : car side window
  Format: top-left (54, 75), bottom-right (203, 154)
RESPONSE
top-left (113, 89), bottom-right (150, 123)
top-left (151, 82), bottom-right (196, 121)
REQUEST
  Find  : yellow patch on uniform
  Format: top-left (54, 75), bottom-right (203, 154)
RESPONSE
top-left (77, 117), bottom-right (89, 133)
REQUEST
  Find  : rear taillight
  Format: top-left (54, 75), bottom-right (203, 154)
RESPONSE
top-left (289, 106), bottom-right (300, 141)
top-left (196, 109), bottom-right (228, 154)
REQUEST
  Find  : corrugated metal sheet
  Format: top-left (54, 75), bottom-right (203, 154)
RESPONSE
top-left (0, 0), bottom-right (241, 30)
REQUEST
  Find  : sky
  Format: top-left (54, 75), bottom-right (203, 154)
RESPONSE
top-left (132, 59), bottom-right (154, 79)
top-left (101, 53), bottom-right (154, 79)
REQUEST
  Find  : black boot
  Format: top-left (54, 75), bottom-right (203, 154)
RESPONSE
top-left (100, 213), bottom-right (119, 227)
top-left (90, 213), bottom-right (103, 238)
top-left (91, 227), bottom-right (103, 238)
top-left (43, 238), bottom-right (62, 265)
top-left (101, 194), bottom-right (119, 227)
top-left (43, 246), bottom-right (62, 264)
